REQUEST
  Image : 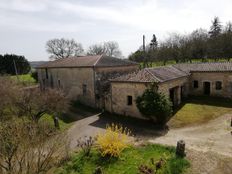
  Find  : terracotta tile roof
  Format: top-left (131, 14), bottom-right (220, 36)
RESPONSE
top-left (146, 66), bottom-right (189, 82)
top-left (36, 55), bottom-right (138, 68)
top-left (173, 62), bottom-right (232, 73)
top-left (111, 66), bottom-right (188, 83)
top-left (110, 69), bottom-right (159, 83)
top-left (111, 62), bottom-right (232, 83)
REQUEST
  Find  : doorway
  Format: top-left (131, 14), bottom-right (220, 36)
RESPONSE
top-left (203, 82), bottom-right (210, 95)
top-left (169, 86), bottom-right (179, 107)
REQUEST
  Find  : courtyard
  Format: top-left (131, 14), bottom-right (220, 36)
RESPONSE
top-left (65, 97), bottom-right (232, 174)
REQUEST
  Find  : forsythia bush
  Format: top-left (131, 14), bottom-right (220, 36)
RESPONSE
top-left (96, 123), bottom-right (131, 158)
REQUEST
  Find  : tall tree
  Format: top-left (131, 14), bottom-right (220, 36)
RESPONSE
top-left (207, 17), bottom-right (223, 60)
top-left (190, 29), bottom-right (208, 61)
top-left (104, 41), bottom-right (122, 57)
top-left (87, 41), bottom-right (122, 57)
top-left (46, 38), bottom-right (84, 60)
top-left (87, 43), bottom-right (106, 56)
top-left (150, 34), bottom-right (158, 50)
top-left (209, 16), bottom-right (222, 38)
top-left (225, 22), bottom-right (232, 33)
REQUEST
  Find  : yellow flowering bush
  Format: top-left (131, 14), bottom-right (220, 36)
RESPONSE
top-left (96, 123), bottom-right (131, 158)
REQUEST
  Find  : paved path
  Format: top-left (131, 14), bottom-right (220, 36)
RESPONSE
top-left (67, 114), bottom-right (105, 149)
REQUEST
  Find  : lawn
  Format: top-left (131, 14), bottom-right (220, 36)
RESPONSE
top-left (40, 113), bottom-right (74, 131)
top-left (11, 74), bottom-right (37, 86)
top-left (168, 96), bottom-right (232, 128)
top-left (56, 144), bottom-right (189, 174)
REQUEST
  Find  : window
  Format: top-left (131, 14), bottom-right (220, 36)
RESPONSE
top-left (215, 81), bottom-right (222, 90)
top-left (127, 96), bottom-right (132, 105)
top-left (83, 84), bottom-right (87, 95)
top-left (58, 79), bottom-right (61, 88)
top-left (50, 75), bottom-right (53, 88)
top-left (45, 68), bottom-right (48, 79)
top-left (193, 80), bottom-right (198, 88)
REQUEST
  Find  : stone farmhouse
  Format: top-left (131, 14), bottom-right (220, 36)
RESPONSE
top-left (37, 56), bottom-right (232, 119)
top-left (36, 55), bottom-right (139, 109)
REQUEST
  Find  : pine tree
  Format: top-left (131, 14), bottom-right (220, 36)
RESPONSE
top-left (209, 16), bottom-right (222, 38)
top-left (150, 34), bottom-right (158, 50)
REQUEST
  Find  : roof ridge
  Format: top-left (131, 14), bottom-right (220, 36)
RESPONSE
top-left (93, 55), bottom-right (103, 66)
top-left (145, 68), bottom-right (162, 82)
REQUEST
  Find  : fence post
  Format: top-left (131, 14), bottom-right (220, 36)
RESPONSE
top-left (176, 140), bottom-right (185, 157)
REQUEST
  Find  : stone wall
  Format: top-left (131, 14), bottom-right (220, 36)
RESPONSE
top-left (94, 65), bottom-right (139, 108)
top-left (158, 77), bottom-right (189, 105)
top-left (110, 82), bottom-right (148, 119)
top-left (37, 65), bottom-right (139, 109)
top-left (110, 76), bottom-right (189, 119)
top-left (37, 67), bottom-right (96, 107)
top-left (189, 72), bottom-right (232, 98)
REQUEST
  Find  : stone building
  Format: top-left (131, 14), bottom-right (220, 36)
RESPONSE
top-left (110, 66), bottom-right (189, 118)
top-left (109, 62), bottom-right (232, 118)
top-left (36, 55), bottom-right (139, 108)
top-left (37, 59), bottom-right (232, 119)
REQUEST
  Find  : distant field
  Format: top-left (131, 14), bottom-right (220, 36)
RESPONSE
top-left (11, 74), bottom-right (37, 86)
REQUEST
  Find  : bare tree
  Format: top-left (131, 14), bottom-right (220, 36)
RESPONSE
top-left (87, 41), bottom-right (122, 57)
top-left (46, 38), bottom-right (84, 60)
top-left (104, 41), bottom-right (122, 57)
top-left (87, 43), bottom-right (106, 56)
top-left (16, 88), bottom-right (69, 122)
top-left (0, 119), bottom-right (69, 174)
top-left (0, 76), bottom-right (69, 123)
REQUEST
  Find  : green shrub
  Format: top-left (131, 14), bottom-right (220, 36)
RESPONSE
top-left (31, 71), bottom-right (38, 82)
top-left (136, 88), bottom-right (172, 124)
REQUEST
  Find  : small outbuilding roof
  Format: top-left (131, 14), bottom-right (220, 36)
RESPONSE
top-left (36, 55), bottom-right (138, 68)
top-left (111, 66), bottom-right (189, 83)
top-left (111, 62), bottom-right (232, 83)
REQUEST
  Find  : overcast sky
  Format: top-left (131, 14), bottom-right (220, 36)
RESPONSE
top-left (0, 0), bottom-right (232, 61)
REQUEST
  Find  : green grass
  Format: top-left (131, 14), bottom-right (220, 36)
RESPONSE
top-left (168, 96), bottom-right (232, 128)
top-left (11, 74), bottom-right (37, 86)
top-left (56, 144), bottom-right (189, 174)
top-left (40, 113), bottom-right (74, 131)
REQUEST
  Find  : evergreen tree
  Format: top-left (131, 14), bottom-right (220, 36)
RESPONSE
top-left (0, 54), bottom-right (31, 75)
top-left (150, 34), bottom-right (158, 50)
top-left (209, 16), bottom-right (222, 38)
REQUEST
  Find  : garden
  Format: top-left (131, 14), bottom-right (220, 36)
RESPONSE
top-left (56, 124), bottom-right (189, 174)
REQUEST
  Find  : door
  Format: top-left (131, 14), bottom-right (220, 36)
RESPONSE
top-left (169, 88), bottom-right (175, 105)
top-left (169, 87), bottom-right (179, 107)
top-left (203, 82), bottom-right (210, 95)
top-left (181, 86), bottom-right (184, 100)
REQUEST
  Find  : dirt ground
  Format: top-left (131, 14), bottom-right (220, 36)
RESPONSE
top-left (66, 111), bottom-right (232, 174)
top-left (149, 113), bottom-right (232, 174)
